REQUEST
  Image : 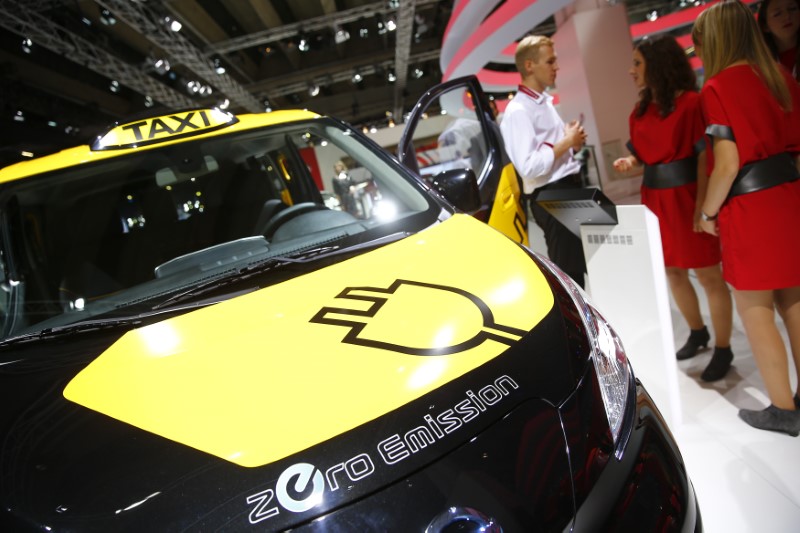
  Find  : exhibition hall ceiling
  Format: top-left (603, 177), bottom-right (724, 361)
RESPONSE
top-left (0, 0), bottom-right (699, 164)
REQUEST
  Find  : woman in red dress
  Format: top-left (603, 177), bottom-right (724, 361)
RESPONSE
top-left (613, 35), bottom-right (734, 382)
top-left (758, 0), bottom-right (800, 80)
top-left (694, 0), bottom-right (800, 436)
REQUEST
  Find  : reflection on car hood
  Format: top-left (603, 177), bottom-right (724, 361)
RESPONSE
top-left (64, 214), bottom-right (555, 468)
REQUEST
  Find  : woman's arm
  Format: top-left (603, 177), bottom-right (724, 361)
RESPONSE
top-left (693, 150), bottom-right (708, 232)
top-left (699, 138), bottom-right (739, 236)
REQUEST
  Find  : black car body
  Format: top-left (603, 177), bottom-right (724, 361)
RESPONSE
top-left (0, 78), bottom-right (700, 532)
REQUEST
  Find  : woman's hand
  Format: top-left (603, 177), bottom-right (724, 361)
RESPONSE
top-left (692, 207), bottom-right (702, 232)
top-left (699, 217), bottom-right (718, 236)
top-left (612, 155), bottom-right (636, 172)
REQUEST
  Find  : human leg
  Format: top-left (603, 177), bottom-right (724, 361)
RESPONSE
top-left (666, 267), bottom-right (704, 330)
top-left (735, 289), bottom-right (794, 409)
top-left (667, 266), bottom-right (713, 361)
top-left (693, 265), bottom-right (735, 381)
top-left (774, 286), bottom-right (800, 400)
top-left (736, 288), bottom-right (800, 435)
top-left (695, 265), bottom-right (733, 348)
top-left (529, 187), bottom-right (586, 288)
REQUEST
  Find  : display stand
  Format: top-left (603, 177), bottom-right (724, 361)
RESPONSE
top-left (536, 191), bottom-right (681, 430)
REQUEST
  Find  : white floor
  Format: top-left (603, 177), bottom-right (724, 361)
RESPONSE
top-left (670, 299), bottom-right (800, 533)
top-left (526, 211), bottom-right (800, 533)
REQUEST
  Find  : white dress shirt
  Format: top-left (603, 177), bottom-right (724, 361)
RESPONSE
top-left (499, 86), bottom-right (582, 194)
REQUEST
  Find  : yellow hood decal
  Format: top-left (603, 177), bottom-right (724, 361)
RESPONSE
top-left (64, 215), bottom-right (554, 467)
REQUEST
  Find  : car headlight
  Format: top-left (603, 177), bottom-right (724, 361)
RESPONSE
top-left (534, 253), bottom-right (632, 449)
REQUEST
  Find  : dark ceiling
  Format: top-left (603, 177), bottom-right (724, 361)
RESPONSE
top-left (0, 0), bottom-right (688, 166)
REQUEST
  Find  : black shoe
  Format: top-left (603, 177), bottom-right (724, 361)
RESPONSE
top-left (795, 395), bottom-right (800, 409)
top-left (676, 326), bottom-right (710, 360)
top-left (738, 405), bottom-right (800, 437)
top-left (700, 346), bottom-right (733, 382)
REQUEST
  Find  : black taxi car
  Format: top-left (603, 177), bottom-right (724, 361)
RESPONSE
top-left (0, 77), bottom-right (700, 531)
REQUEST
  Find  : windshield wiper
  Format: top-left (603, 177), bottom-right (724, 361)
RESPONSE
top-left (0, 300), bottom-right (223, 348)
top-left (152, 232), bottom-right (410, 311)
top-left (0, 316), bottom-right (145, 347)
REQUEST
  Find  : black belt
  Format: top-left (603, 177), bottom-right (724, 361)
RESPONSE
top-left (642, 157), bottom-right (697, 189)
top-left (729, 152), bottom-right (799, 199)
top-left (525, 172), bottom-right (583, 201)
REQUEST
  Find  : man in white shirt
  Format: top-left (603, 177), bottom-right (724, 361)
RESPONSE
top-left (500, 35), bottom-right (588, 287)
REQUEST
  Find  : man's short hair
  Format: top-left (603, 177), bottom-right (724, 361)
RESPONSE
top-left (514, 35), bottom-right (554, 73)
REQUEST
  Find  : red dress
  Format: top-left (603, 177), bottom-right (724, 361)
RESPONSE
top-left (629, 91), bottom-right (721, 269)
top-left (779, 47), bottom-right (797, 78)
top-left (701, 64), bottom-right (800, 290)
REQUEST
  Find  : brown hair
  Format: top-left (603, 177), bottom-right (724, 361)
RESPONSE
top-left (514, 35), bottom-right (554, 74)
top-left (635, 35), bottom-right (698, 118)
top-left (757, 0), bottom-right (800, 80)
top-left (693, 0), bottom-right (791, 110)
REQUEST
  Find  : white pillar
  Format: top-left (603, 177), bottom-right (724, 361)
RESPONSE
top-left (552, 1), bottom-right (642, 202)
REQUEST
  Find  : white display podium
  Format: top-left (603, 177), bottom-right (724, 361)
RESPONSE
top-left (580, 205), bottom-right (681, 430)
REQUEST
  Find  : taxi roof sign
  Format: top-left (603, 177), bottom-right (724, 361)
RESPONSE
top-left (92, 109), bottom-right (238, 151)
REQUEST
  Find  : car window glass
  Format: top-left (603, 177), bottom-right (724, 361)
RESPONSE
top-left (409, 86), bottom-right (491, 185)
top-left (0, 118), bottom-right (435, 339)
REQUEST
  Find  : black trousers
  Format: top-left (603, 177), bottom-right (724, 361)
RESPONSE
top-left (527, 173), bottom-right (587, 288)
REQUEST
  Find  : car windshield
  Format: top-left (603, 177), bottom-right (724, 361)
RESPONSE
top-left (0, 116), bottom-right (438, 340)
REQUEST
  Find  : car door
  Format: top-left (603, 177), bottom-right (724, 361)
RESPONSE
top-left (398, 75), bottom-right (528, 246)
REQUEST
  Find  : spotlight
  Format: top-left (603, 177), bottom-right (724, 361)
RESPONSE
top-left (334, 27), bottom-right (350, 44)
top-left (308, 82), bottom-right (320, 97)
top-left (646, 10), bottom-right (659, 21)
top-left (100, 9), bottom-right (116, 26)
top-left (144, 95), bottom-right (154, 108)
top-left (352, 71), bottom-right (363, 84)
top-left (298, 35), bottom-right (310, 52)
top-left (21, 37), bottom-right (32, 54)
top-left (213, 58), bottom-right (226, 75)
top-left (413, 67), bottom-right (424, 79)
top-left (109, 80), bottom-right (120, 93)
top-left (14, 111), bottom-right (24, 122)
top-left (387, 70), bottom-right (396, 83)
top-left (165, 16), bottom-right (182, 32)
top-left (218, 98), bottom-right (230, 110)
top-left (154, 58), bottom-right (171, 74)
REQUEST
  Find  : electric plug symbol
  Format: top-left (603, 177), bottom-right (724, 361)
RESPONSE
top-left (310, 279), bottom-right (527, 355)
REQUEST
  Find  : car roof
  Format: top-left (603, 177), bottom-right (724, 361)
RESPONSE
top-left (0, 108), bottom-right (320, 184)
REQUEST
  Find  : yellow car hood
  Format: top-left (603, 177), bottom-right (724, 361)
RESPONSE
top-left (64, 214), bottom-right (554, 467)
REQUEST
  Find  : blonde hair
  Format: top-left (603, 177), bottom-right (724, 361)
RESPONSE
top-left (514, 35), bottom-right (554, 74)
top-left (692, 0), bottom-right (791, 110)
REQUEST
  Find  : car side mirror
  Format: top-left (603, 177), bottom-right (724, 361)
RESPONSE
top-left (430, 168), bottom-right (481, 213)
